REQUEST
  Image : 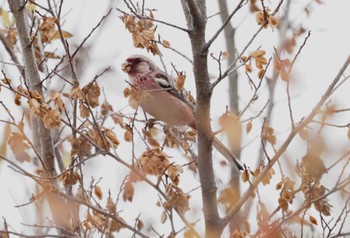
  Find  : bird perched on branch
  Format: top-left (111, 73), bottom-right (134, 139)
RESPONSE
top-left (122, 54), bottom-right (243, 172)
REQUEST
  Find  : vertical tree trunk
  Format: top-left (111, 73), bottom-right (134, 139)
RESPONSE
top-left (217, 0), bottom-right (242, 232)
top-left (181, 0), bottom-right (224, 237)
top-left (8, 0), bottom-right (68, 233)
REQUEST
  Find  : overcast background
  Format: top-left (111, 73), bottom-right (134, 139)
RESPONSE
top-left (0, 0), bottom-right (349, 236)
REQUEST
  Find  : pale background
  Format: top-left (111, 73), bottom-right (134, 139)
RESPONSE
top-left (0, 0), bottom-right (349, 236)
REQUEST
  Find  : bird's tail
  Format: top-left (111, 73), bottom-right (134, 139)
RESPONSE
top-left (212, 137), bottom-right (244, 172)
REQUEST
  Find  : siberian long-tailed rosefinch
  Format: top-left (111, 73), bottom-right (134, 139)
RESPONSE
top-left (122, 54), bottom-right (243, 171)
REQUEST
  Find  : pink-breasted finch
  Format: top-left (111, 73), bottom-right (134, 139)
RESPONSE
top-left (122, 54), bottom-right (243, 172)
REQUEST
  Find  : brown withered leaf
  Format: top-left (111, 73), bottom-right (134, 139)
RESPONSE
top-left (221, 51), bottom-right (229, 59)
top-left (219, 112), bottom-right (242, 151)
top-left (88, 128), bottom-right (105, 149)
top-left (43, 108), bottom-right (61, 129)
top-left (302, 152), bottom-right (327, 180)
top-left (166, 185), bottom-right (190, 214)
top-left (8, 132), bottom-right (31, 162)
top-left (13, 93), bottom-right (21, 107)
top-left (104, 129), bottom-right (120, 148)
top-left (108, 219), bottom-right (125, 233)
top-left (160, 211), bottom-right (167, 224)
top-left (123, 87), bottom-right (131, 98)
top-left (246, 121), bottom-right (253, 134)
top-left (82, 82), bottom-right (101, 108)
top-left (124, 126), bottom-right (133, 142)
top-left (147, 137), bottom-right (160, 148)
top-left (140, 149), bottom-right (170, 176)
top-left (245, 62), bottom-right (253, 73)
top-left (70, 135), bottom-right (92, 158)
top-left (94, 186), bottom-right (103, 200)
top-left (268, 15), bottom-right (279, 27)
top-left (28, 98), bottom-right (47, 118)
top-left (60, 170), bottom-right (81, 186)
top-left (70, 86), bottom-right (84, 100)
top-left (162, 39), bottom-right (170, 48)
top-left (250, 50), bottom-right (266, 58)
top-left (39, 16), bottom-right (58, 43)
top-left (50, 30), bottom-right (73, 41)
top-left (261, 125), bottom-right (276, 145)
top-left (100, 102), bottom-right (113, 116)
top-left (136, 219), bottom-right (144, 231)
top-left (120, 13), bottom-right (158, 55)
top-left (112, 114), bottom-right (124, 127)
top-left (218, 187), bottom-right (239, 211)
top-left (258, 69), bottom-right (265, 79)
top-left (79, 102), bottom-right (90, 118)
top-left (175, 72), bottom-right (186, 90)
top-left (249, 0), bottom-right (260, 12)
top-left (167, 164), bottom-right (182, 186)
top-left (106, 196), bottom-right (117, 214)
top-left (122, 180), bottom-right (134, 202)
top-left (184, 130), bottom-right (197, 142)
top-left (262, 167), bottom-right (275, 185)
top-left (241, 170), bottom-right (250, 183)
top-left (51, 91), bottom-right (65, 113)
top-left (309, 215), bottom-right (318, 225)
top-left (278, 197), bottom-right (289, 211)
top-left (5, 28), bottom-right (17, 48)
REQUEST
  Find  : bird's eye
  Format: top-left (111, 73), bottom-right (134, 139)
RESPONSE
top-left (134, 58), bottom-right (142, 64)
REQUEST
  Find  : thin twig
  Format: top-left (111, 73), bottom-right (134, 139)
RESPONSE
top-left (222, 55), bottom-right (350, 226)
top-left (205, 0), bottom-right (245, 51)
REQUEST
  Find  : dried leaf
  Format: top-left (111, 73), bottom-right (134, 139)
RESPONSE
top-left (70, 136), bottom-right (92, 158)
top-left (82, 82), bottom-right (101, 108)
top-left (106, 196), bottom-right (116, 214)
top-left (122, 180), bottom-right (134, 202)
top-left (124, 126), bottom-right (133, 142)
top-left (8, 132), bottom-right (31, 163)
top-left (175, 72), bottom-right (186, 90)
top-left (278, 197), bottom-right (289, 211)
top-left (250, 50), bottom-right (266, 58)
top-left (222, 51), bottom-right (229, 59)
top-left (0, 123), bottom-right (11, 157)
top-left (160, 211), bottom-right (167, 224)
top-left (136, 219), bottom-right (144, 231)
top-left (246, 121), bottom-right (253, 134)
top-left (105, 129), bottom-right (120, 147)
top-left (50, 30), bottom-right (73, 40)
top-left (94, 186), bottom-right (103, 200)
top-left (79, 102), bottom-right (90, 118)
top-left (309, 215), bottom-right (318, 225)
top-left (242, 170), bottom-right (250, 183)
top-left (147, 137), bottom-right (160, 148)
top-left (43, 108), bottom-right (61, 129)
top-left (162, 39), bottom-right (170, 48)
top-left (218, 187), bottom-right (238, 211)
top-left (123, 87), bottom-right (131, 98)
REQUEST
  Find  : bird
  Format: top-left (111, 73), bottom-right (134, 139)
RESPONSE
top-left (122, 54), bottom-right (243, 172)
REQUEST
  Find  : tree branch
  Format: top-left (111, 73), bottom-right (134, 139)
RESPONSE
top-left (222, 54), bottom-right (350, 226)
top-left (8, 0), bottom-right (68, 233)
top-left (205, 0), bottom-right (245, 51)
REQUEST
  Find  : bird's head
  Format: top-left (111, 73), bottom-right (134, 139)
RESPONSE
top-left (122, 54), bottom-right (155, 75)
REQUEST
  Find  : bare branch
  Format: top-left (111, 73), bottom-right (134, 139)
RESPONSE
top-left (205, 0), bottom-right (245, 51)
top-left (222, 54), bottom-right (350, 225)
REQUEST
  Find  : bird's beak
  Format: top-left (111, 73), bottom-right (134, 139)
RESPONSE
top-left (121, 61), bottom-right (132, 73)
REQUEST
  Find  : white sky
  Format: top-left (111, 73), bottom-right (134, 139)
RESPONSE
top-left (0, 0), bottom-right (349, 236)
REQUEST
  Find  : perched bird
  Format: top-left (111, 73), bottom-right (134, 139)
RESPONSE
top-left (122, 54), bottom-right (243, 172)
